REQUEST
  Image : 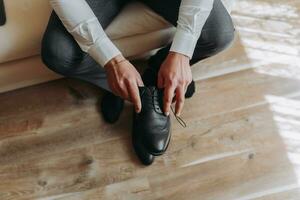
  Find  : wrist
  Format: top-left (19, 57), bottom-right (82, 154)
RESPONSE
top-left (104, 54), bottom-right (126, 69)
top-left (168, 51), bottom-right (190, 61)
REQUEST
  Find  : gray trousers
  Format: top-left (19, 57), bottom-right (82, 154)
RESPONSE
top-left (41, 0), bottom-right (235, 92)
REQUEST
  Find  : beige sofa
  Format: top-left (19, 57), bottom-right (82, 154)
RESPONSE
top-left (0, 0), bottom-right (233, 93)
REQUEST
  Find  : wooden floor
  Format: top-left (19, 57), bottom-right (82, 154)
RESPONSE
top-left (1, 0), bottom-right (300, 199)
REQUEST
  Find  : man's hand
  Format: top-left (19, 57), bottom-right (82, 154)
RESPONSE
top-left (104, 55), bottom-right (144, 113)
top-left (158, 52), bottom-right (192, 116)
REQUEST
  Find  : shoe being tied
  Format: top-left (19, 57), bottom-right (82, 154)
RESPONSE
top-left (132, 125), bottom-right (155, 166)
top-left (132, 86), bottom-right (171, 156)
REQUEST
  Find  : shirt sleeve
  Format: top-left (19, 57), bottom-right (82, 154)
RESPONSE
top-left (49, 0), bottom-right (122, 67)
top-left (170, 0), bottom-right (214, 58)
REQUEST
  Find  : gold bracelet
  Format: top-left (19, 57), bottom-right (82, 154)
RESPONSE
top-left (116, 58), bottom-right (127, 64)
top-left (105, 56), bottom-right (127, 68)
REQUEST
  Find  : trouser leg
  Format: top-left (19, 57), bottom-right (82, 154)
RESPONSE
top-left (41, 0), bottom-right (127, 91)
top-left (140, 0), bottom-right (235, 86)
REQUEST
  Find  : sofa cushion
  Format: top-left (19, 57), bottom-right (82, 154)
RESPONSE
top-left (0, 0), bottom-right (52, 63)
top-left (0, 0), bottom-right (174, 64)
top-left (105, 2), bottom-right (173, 40)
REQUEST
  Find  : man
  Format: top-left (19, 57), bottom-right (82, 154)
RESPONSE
top-left (41, 0), bottom-right (235, 165)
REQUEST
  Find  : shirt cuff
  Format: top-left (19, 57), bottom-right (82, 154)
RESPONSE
top-left (88, 37), bottom-right (122, 67)
top-left (170, 28), bottom-right (198, 59)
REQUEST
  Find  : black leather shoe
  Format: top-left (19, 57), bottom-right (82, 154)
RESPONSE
top-left (132, 122), bottom-right (155, 165)
top-left (100, 91), bottom-right (124, 124)
top-left (185, 80), bottom-right (195, 99)
top-left (133, 86), bottom-right (171, 156)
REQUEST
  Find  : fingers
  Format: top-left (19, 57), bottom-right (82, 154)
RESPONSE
top-left (112, 81), bottom-right (128, 100)
top-left (163, 84), bottom-right (176, 116)
top-left (127, 80), bottom-right (142, 113)
top-left (157, 73), bottom-right (164, 89)
top-left (175, 86), bottom-right (185, 116)
top-left (184, 81), bottom-right (189, 95)
top-left (105, 59), bottom-right (144, 108)
top-left (136, 76), bottom-right (144, 87)
top-left (109, 81), bottom-right (120, 97)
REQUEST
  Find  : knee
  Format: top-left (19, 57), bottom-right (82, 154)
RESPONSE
top-left (41, 31), bottom-right (82, 76)
top-left (192, 0), bottom-right (236, 64)
top-left (211, 29), bottom-right (235, 53)
top-left (192, 28), bottom-right (235, 62)
top-left (208, 0), bottom-right (236, 52)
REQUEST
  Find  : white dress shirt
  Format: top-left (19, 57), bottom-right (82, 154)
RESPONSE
top-left (49, 0), bottom-right (215, 67)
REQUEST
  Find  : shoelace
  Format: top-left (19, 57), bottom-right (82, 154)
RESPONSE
top-left (171, 106), bottom-right (187, 128)
top-left (151, 90), bottom-right (187, 128)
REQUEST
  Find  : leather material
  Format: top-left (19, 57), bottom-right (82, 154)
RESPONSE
top-left (0, 55), bottom-right (60, 94)
top-left (100, 91), bottom-right (124, 124)
top-left (0, 0), bottom-right (234, 93)
top-left (132, 121), bottom-right (155, 165)
top-left (2, 0), bottom-right (233, 63)
top-left (185, 80), bottom-right (196, 98)
top-left (133, 86), bottom-right (171, 156)
top-left (0, 0), bottom-right (174, 64)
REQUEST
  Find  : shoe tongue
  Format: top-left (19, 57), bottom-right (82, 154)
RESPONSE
top-left (147, 86), bottom-right (156, 94)
top-left (157, 89), bottom-right (164, 110)
top-left (138, 86), bottom-right (146, 97)
top-left (138, 86), bottom-right (164, 113)
top-left (139, 86), bottom-right (157, 96)
top-left (150, 87), bottom-right (164, 112)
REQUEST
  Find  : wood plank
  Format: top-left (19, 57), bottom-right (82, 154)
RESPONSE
top-left (1, 66), bottom-right (300, 199)
top-left (253, 188), bottom-right (300, 200)
top-left (1, 0), bottom-right (300, 199)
